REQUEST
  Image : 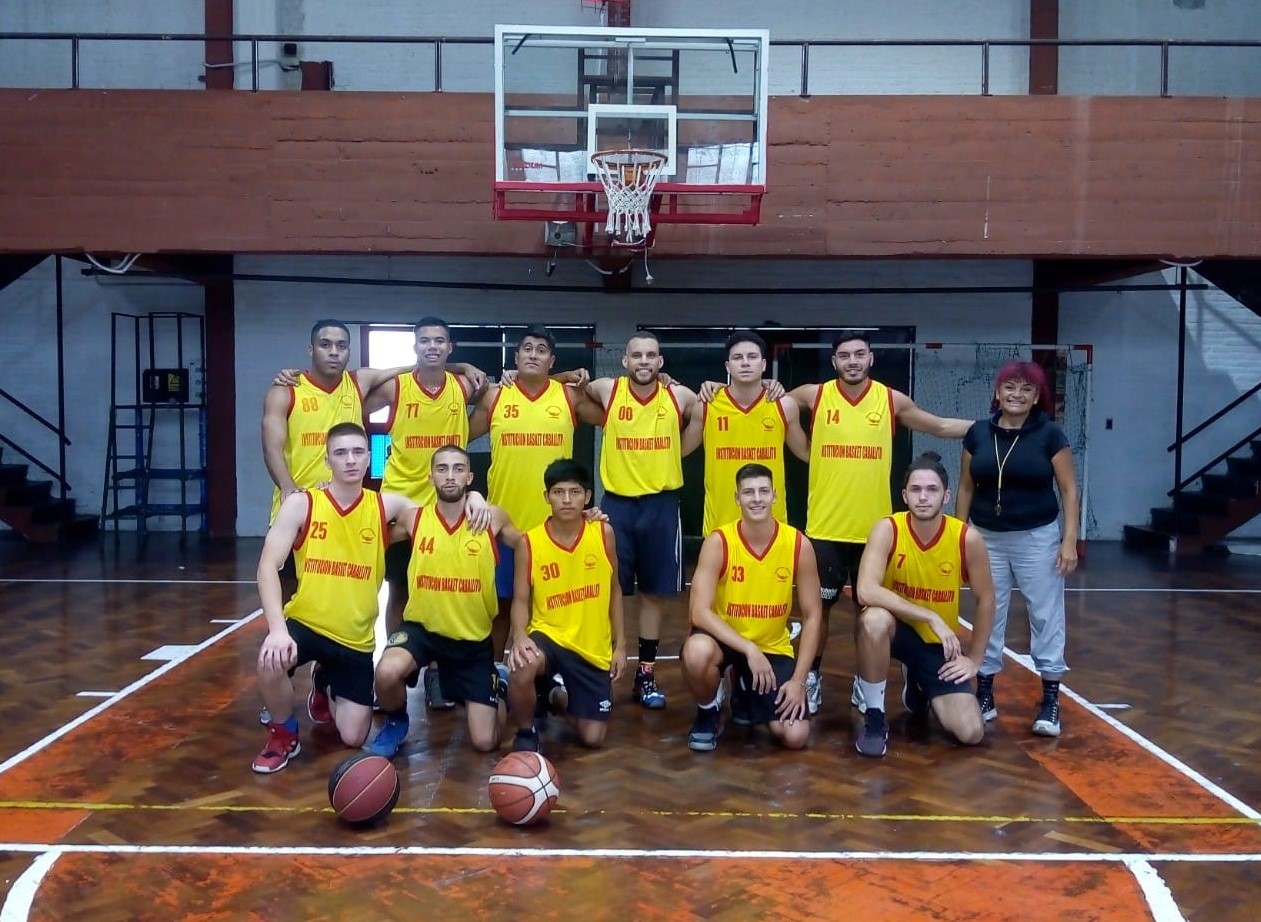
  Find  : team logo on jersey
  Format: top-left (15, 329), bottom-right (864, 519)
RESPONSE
top-left (341, 395), bottom-right (355, 409)
top-left (359, 528), bottom-right (376, 543)
top-left (939, 562), bottom-right (955, 576)
top-left (775, 566), bottom-right (792, 582)
top-left (465, 540), bottom-right (482, 557)
top-left (761, 417), bottom-right (777, 431)
top-left (583, 553), bottom-right (599, 570)
top-left (448, 403), bottom-right (461, 415)
top-left (546, 406), bottom-right (562, 418)
top-left (656, 406), bottom-right (669, 418)
top-left (866, 411), bottom-right (884, 426)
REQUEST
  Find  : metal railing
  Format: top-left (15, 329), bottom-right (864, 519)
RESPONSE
top-left (1, 32), bottom-right (1259, 96)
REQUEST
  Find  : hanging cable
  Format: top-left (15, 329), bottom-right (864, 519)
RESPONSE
top-left (84, 253), bottom-right (142, 275)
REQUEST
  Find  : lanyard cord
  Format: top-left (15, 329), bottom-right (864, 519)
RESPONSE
top-left (993, 431), bottom-right (1021, 516)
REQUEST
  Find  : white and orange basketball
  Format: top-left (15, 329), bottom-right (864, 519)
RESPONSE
top-left (488, 751), bottom-right (561, 826)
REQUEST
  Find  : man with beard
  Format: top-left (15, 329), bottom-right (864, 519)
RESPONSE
top-left (365, 445), bottom-right (517, 758)
top-left (585, 332), bottom-right (699, 710)
top-left (787, 331), bottom-right (971, 716)
top-left (262, 320), bottom-right (409, 525)
top-left (851, 452), bottom-right (995, 758)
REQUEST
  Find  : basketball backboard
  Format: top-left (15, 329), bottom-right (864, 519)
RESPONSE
top-left (492, 25), bottom-right (770, 240)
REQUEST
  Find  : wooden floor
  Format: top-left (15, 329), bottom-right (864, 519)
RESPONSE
top-left (1, 534), bottom-right (1260, 920)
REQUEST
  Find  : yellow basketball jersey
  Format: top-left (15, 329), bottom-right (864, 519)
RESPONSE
top-left (284, 488), bottom-right (387, 652)
top-left (806, 379), bottom-right (895, 542)
top-left (712, 521), bottom-right (800, 657)
top-left (270, 371), bottom-right (364, 521)
top-left (599, 378), bottom-right (683, 496)
top-left (381, 371), bottom-right (470, 506)
top-left (702, 387), bottom-right (788, 534)
top-left (488, 380), bottom-right (576, 530)
top-left (880, 511), bottom-right (969, 644)
top-left (400, 505), bottom-right (498, 641)
top-left (523, 519), bottom-right (615, 671)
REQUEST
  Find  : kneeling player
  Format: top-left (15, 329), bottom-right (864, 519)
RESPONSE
top-left (853, 452), bottom-right (996, 758)
top-left (506, 459), bottom-right (626, 755)
top-left (367, 445), bottom-right (516, 757)
top-left (680, 463), bottom-right (823, 751)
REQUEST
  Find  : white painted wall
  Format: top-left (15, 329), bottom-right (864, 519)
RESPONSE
top-left (5, 1), bottom-right (1260, 96)
top-left (0, 258), bottom-right (204, 531)
top-left (0, 1), bottom-right (204, 89)
top-left (1060, 0), bottom-right (1261, 96)
top-left (1061, 266), bottom-right (1261, 539)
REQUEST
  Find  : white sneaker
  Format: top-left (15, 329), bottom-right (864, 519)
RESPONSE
top-left (805, 670), bottom-right (822, 715)
top-left (850, 677), bottom-right (867, 714)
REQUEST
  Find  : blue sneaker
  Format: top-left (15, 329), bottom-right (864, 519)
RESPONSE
top-left (633, 665), bottom-right (667, 709)
top-left (364, 714), bottom-right (410, 759)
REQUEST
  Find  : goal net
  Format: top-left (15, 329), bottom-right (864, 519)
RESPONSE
top-left (910, 342), bottom-right (1095, 539)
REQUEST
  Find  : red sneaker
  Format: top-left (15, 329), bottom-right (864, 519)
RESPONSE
top-left (307, 663), bottom-right (332, 725)
top-left (251, 723), bottom-right (300, 774)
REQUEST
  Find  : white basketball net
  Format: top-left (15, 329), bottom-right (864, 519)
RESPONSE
top-left (590, 149), bottom-right (668, 243)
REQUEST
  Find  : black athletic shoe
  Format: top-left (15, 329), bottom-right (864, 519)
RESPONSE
top-left (900, 664), bottom-right (929, 716)
top-left (855, 708), bottom-right (889, 758)
top-left (1032, 695), bottom-right (1061, 737)
top-left (512, 727), bottom-right (542, 753)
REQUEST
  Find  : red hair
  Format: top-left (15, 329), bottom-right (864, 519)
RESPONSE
top-left (990, 360), bottom-right (1054, 415)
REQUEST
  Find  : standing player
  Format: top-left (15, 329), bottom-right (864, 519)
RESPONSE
top-left (681, 464), bottom-right (823, 752)
top-left (468, 326), bottom-right (604, 651)
top-left (787, 331), bottom-right (971, 715)
top-left (252, 422), bottom-right (413, 773)
top-left (682, 330), bottom-right (810, 534)
top-left (506, 459), bottom-right (626, 755)
top-left (262, 319), bottom-right (410, 524)
top-left (852, 452), bottom-right (996, 758)
top-left (585, 332), bottom-right (698, 710)
top-left (366, 445), bottom-right (515, 758)
top-left (367, 317), bottom-right (487, 706)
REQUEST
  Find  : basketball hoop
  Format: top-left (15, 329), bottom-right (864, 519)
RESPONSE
top-left (590, 149), bottom-right (668, 244)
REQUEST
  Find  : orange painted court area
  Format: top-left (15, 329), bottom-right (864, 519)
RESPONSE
top-left (20, 854), bottom-right (1155, 921)
top-left (0, 615), bottom-right (1257, 920)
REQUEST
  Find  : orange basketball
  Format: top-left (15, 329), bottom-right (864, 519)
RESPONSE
top-left (328, 753), bottom-right (400, 826)
top-left (488, 751), bottom-right (561, 826)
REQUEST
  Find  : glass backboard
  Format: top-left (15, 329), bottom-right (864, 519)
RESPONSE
top-left (493, 25), bottom-right (769, 230)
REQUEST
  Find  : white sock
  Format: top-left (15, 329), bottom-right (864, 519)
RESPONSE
top-left (858, 679), bottom-right (886, 712)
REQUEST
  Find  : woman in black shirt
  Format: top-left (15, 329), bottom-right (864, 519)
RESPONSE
top-left (955, 360), bottom-right (1078, 737)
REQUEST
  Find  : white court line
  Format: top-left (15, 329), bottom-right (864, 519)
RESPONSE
top-left (74, 692), bottom-right (117, 699)
top-left (1126, 859), bottom-right (1188, 922)
top-left (0, 843), bottom-right (1258, 861)
top-left (963, 619), bottom-right (1261, 821)
top-left (0, 609), bottom-right (263, 778)
top-left (0, 851), bottom-right (59, 922)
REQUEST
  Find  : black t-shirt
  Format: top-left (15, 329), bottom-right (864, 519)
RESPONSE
top-left (962, 410), bottom-right (1070, 532)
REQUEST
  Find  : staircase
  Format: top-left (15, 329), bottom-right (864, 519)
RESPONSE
top-left (1124, 438), bottom-right (1261, 555)
top-left (0, 444), bottom-right (98, 543)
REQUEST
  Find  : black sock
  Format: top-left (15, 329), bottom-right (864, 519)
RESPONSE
top-left (639, 638), bottom-right (659, 668)
top-left (810, 657), bottom-right (822, 672)
top-left (1041, 678), bottom-right (1061, 699)
top-left (387, 708), bottom-right (408, 721)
